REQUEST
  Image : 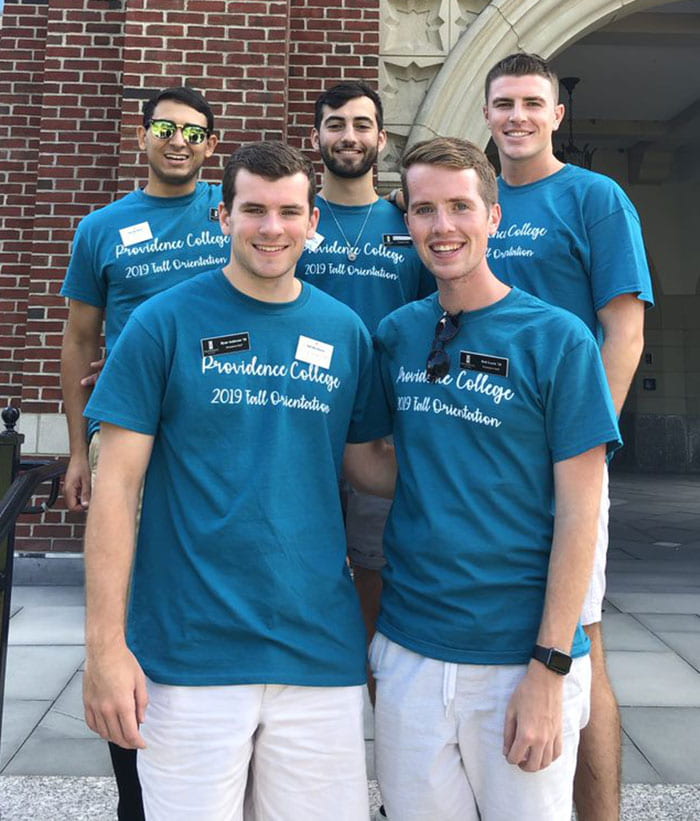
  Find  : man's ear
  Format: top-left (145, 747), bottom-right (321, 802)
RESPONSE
top-left (488, 202), bottom-right (502, 236)
top-left (218, 201), bottom-right (232, 235)
top-left (307, 206), bottom-right (321, 238)
top-left (204, 133), bottom-right (219, 159)
top-left (310, 128), bottom-right (320, 151)
top-left (136, 125), bottom-right (148, 151)
top-left (553, 103), bottom-right (565, 132)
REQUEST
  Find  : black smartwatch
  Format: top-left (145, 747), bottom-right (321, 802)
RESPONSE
top-left (532, 645), bottom-right (572, 675)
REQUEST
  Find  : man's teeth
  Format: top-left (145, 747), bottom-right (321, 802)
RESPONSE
top-left (432, 243), bottom-right (461, 252)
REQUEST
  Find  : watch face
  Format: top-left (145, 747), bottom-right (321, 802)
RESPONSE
top-left (548, 649), bottom-right (572, 675)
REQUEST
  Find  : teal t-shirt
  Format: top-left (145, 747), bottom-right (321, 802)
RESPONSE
top-left (297, 196), bottom-right (435, 333)
top-left (62, 181), bottom-right (229, 352)
top-left (62, 181), bottom-right (229, 437)
top-left (488, 165), bottom-right (654, 342)
top-left (86, 271), bottom-right (390, 687)
top-left (374, 288), bottom-right (621, 665)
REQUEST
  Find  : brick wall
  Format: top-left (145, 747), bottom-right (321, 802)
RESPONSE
top-left (1, 0), bottom-right (379, 551)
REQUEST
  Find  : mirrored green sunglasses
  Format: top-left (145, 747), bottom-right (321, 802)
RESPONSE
top-left (148, 119), bottom-right (210, 145)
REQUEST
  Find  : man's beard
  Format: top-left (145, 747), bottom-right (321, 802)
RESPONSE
top-left (320, 141), bottom-right (378, 179)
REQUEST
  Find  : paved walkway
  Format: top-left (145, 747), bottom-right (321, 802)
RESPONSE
top-left (1, 471), bottom-right (700, 819)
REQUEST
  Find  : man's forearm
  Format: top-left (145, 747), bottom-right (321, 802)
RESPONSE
top-left (538, 446), bottom-right (605, 649)
top-left (82, 427), bottom-right (153, 749)
top-left (343, 439), bottom-right (397, 498)
top-left (503, 446), bottom-right (606, 770)
top-left (85, 472), bottom-right (140, 651)
top-left (61, 337), bottom-right (100, 459)
top-left (598, 295), bottom-right (645, 415)
top-left (601, 334), bottom-right (644, 416)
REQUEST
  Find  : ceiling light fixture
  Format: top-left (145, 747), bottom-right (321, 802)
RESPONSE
top-left (555, 76), bottom-right (596, 169)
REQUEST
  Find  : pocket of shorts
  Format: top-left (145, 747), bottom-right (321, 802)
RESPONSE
top-left (563, 655), bottom-right (592, 733)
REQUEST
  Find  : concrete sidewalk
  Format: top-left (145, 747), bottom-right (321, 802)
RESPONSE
top-left (1, 471), bottom-right (700, 819)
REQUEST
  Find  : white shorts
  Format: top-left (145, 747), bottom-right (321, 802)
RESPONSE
top-left (370, 633), bottom-right (591, 821)
top-left (580, 465), bottom-right (610, 626)
top-left (137, 680), bottom-right (370, 821)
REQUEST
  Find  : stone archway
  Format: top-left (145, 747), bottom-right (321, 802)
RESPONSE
top-left (406, 0), bottom-right (671, 149)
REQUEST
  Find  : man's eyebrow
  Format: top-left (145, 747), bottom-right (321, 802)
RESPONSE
top-left (491, 94), bottom-right (547, 104)
top-left (410, 196), bottom-right (475, 207)
top-left (238, 200), bottom-right (304, 210)
top-left (323, 115), bottom-right (374, 126)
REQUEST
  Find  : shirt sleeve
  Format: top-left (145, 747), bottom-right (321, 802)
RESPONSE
top-left (544, 332), bottom-right (622, 463)
top-left (60, 218), bottom-right (108, 308)
top-left (346, 327), bottom-right (393, 443)
top-left (85, 311), bottom-right (167, 435)
top-left (587, 183), bottom-right (654, 312)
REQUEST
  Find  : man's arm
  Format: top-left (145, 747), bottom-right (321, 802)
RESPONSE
top-left (503, 444), bottom-right (605, 772)
top-left (61, 299), bottom-right (104, 510)
top-left (598, 293), bottom-right (645, 415)
top-left (343, 439), bottom-right (397, 498)
top-left (82, 422), bottom-right (153, 750)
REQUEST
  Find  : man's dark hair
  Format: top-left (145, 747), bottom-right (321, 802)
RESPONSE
top-left (142, 86), bottom-right (215, 133)
top-left (401, 137), bottom-right (498, 211)
top-left (484, 52), bottom-right (559, 103)
top-left (314, 82), bottom-right (384, 131)
top-left (222, 141), bottom-right (316, 213)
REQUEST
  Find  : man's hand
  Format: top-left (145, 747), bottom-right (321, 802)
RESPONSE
top-left (63, 455), bottom-right (92, 511)
top-left (83, 642), bottom-right (149, 750)
top-left (503, 660), bottom-right (564, 772)
top-left (80, 357), bottom-right (106, 388)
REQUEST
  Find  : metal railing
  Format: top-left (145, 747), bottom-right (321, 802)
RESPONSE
top-left (0, 406), bottom-right (67, 746)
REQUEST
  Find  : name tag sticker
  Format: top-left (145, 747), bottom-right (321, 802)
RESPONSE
top-left (383, 233), bottom-right (413, 247)
top-left (305, 232), bottom-right (325, 252)
top-left (201, 332), bottom-right (251, 357)
top-left (295, 335), bottom-right (334, 370)
top-left (460, 351), bottom-right (509, 378)
top-left (119, 221), bottom-right (153, 247)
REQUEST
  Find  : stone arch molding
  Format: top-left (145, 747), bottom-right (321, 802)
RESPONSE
top-left (407, 0), bottom-right (668, 150)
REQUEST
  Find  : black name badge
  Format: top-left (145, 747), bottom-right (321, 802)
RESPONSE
top-left (460, 350), bottom-right (509, 377)
top-left (201, 332), bottom-right (250, 357)
top-left (209, 207), bottom-right (219, 222)
top-left (383, 233), bottom-right (413, 247)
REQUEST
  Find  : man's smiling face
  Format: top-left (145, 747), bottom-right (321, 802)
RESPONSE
top-left (312, 95), bottom-right (386, 179)
top-left (484, 74), bottom-right (564, 166)
top-left (138, 99), bottom-right (217, 196)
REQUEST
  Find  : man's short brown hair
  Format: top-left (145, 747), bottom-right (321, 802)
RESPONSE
top-left (222, 141), bottom-right (316, 213)
top-left (401, 137), bottom-right (498, 210)
top-left (484, 52), bottom-right (559, 103)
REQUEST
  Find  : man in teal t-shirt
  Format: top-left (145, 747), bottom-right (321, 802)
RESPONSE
top-left (82, 142), bottom-right (389, 821)
top-left (297, 81), bottom-right (435, 660)
top-left (61, 85), bottom-right (227, 514)
top-left (345, 137), bottom-right (620, 821)
top-left (483, 52), bottom-right (653, 821)
top-left (60, 85), bottom-right (226, 821)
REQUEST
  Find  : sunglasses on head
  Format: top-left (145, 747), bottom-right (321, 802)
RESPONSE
top-left (147, 119), bottom-right (210, 145)
top-left (426, 310), bottom-right (462, 382)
